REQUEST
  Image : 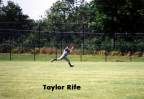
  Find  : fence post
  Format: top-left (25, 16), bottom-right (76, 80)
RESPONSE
top-left (80, 44), bottom-right (82, 61)
top-left (82, 24), bottom-right (84, 55)
top-left (33, 34), bottom-right (36, 61)
top-left (34, 44), bottom-right (36, 61)
top-left (9, 32), bottom-right (12, 61)
top-left (105, 50), bottom-right (108, 62)
top-left (129, 54), bottom-right (132, 62)
top-left (60, 32), bottom-right (63, 54)
top-left (80, 23), bottom-right (85, 62)
top-left (56, 44), bottom-right (58, 59)
top-left (55, 33), bottom-right (58, 59)
top-left (113, 32), bottom-right (116, 49)
top-left (39, 23), bottom-right (41, 53)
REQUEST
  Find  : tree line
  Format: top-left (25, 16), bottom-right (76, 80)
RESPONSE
top-left (1, 0), bottom-right (144, 32)
top-left (0, 0), bottom-right (144, 53)
top-left (42, 0), bottom-right (144, 33)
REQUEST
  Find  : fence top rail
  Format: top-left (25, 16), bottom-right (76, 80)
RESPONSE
top-left (0, 29), bottom-right (144, 36)
top-left (115, 33), bottom-right (144, 35)
top-left (0, 29), bottom-right (105, 34)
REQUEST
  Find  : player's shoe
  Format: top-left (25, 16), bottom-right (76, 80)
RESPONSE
top-left (70, 64), bottom-right (74, 67)
top-left (50, 59), bottom-right (56, 62)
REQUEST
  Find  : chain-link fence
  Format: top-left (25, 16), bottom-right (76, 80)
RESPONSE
top-left (0, 29), bottom-right (144, 61)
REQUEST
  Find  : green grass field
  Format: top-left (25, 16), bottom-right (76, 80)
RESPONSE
top-left (0, 54), bottom-right (144, 62)
top-left (0, 61), bottom-right (144, 99)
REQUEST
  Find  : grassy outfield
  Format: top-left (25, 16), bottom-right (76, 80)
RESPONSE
top-left (0, 54), bottom-right (144, 62)
top-left (0, 62), bottom-right (144, 99)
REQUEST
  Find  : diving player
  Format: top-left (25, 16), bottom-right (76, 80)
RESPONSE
top-left (50, 46), bottom-right (74, 67)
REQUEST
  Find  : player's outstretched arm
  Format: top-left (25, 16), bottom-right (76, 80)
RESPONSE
top-left (70, 46), bottom-right (74, 53)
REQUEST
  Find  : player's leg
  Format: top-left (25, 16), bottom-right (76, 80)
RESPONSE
top-left (50, 58), bottom-right (57, 62)
top-left (50, 55), bottom-right (64, 62)
top-left (57, 55), bottom-right (64, 61)
top-left (63, 56), bottom-right (74, 67)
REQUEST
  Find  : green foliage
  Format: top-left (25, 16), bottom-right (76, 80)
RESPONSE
top-left (0, 1), bottom-right (33, 29)
top-left (93, 0), bottom-right (144, 32)
top-left (42, 0), bottom-right (144, 33)
top-left (0, 1), bottom-right (34, 51)
top-left (1, 62), bottom-right (144, 99)
top-left (45, 1), bottom-right (70, 32)
top-left (0, 0), bottom-right (144, 54)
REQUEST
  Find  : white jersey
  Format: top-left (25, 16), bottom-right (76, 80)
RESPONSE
top-left (62, 47), bottom-right (70, 56)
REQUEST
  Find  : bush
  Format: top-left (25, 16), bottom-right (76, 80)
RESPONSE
top-left (40, 47), bottom-right (56, 54)
top-left (0, 44), bottom-right (11, 53)
top-left (12, 48), bottom-right (19, 54)
top-left (111, 51), bottom-right (121, 56)
top-left (30, 48), bottom-right (40, 54)
top-left (133, 52), bottom-right (143, 57)
top-left (98, 50), bottom-right (104, 55)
